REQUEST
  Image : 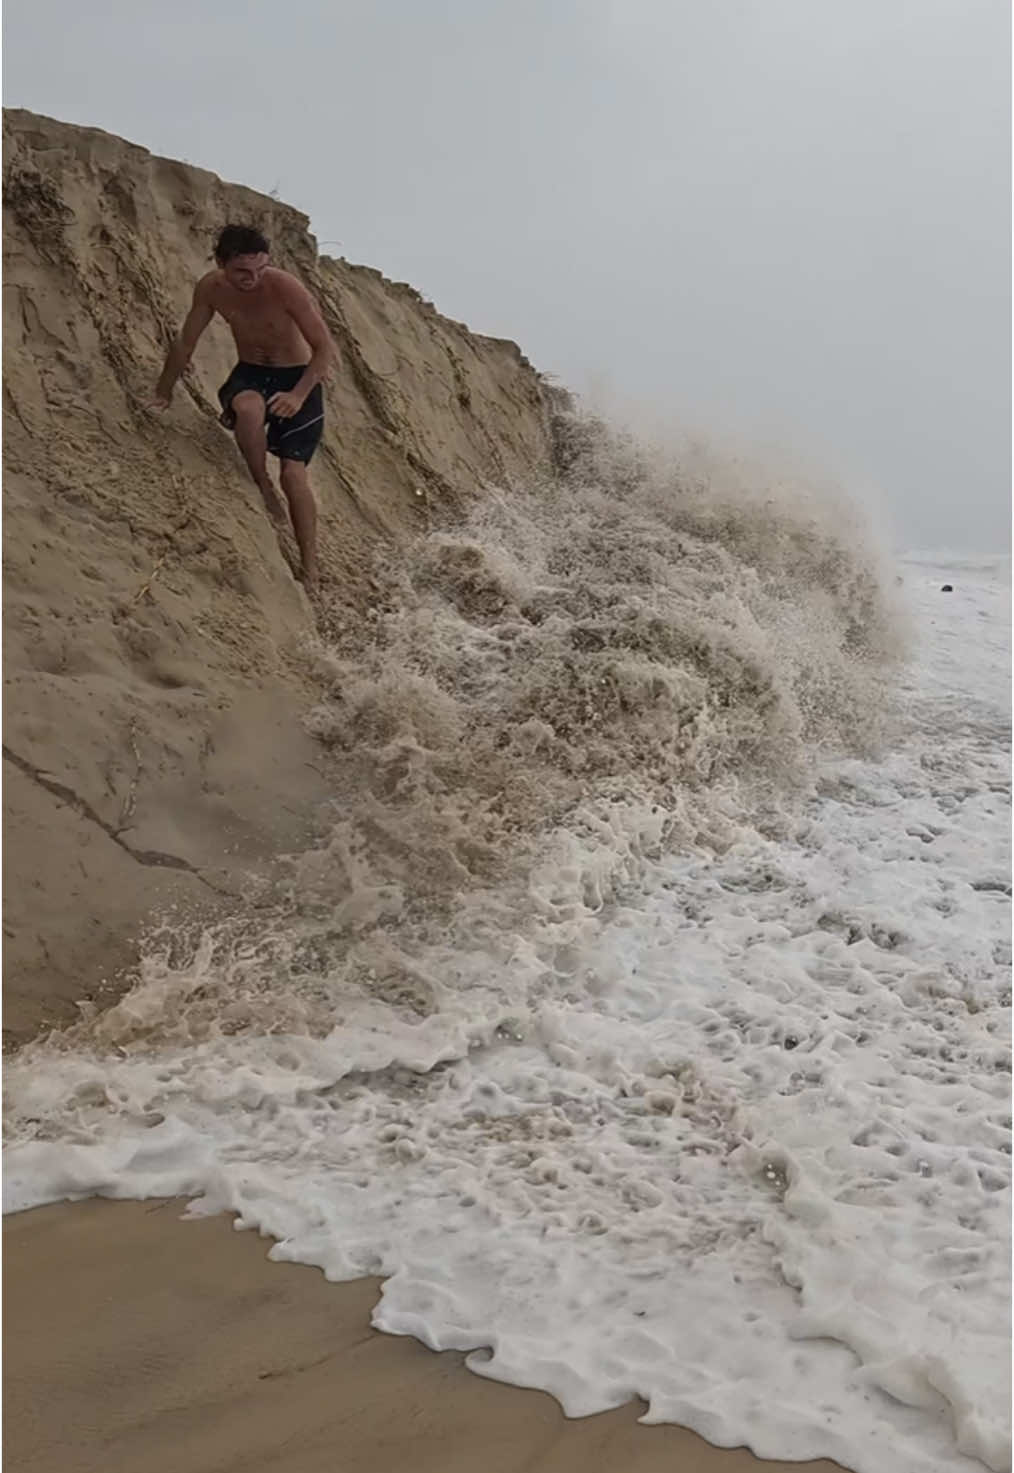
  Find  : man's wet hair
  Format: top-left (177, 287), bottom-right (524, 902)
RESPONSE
top-left (215, 224), bottom-right (270, 263)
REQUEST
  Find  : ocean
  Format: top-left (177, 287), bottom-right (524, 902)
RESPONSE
top-left (4, 434), bottom-right (1010, 1473)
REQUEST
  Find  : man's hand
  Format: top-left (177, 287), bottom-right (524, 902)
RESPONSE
top-left (267, 389), bottom-right (306, 420)
top-left (147, 390), bottom-right (172, 412)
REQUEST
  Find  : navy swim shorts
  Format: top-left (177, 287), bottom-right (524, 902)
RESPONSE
top-left (218, 362), bottom-right (325, 464)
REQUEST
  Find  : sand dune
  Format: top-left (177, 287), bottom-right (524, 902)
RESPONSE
top-left (3, 108), bottom-right (555, 1046)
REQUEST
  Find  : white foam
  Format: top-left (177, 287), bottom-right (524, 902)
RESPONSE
top-left (5, 555), bottom-right (1009, 1473)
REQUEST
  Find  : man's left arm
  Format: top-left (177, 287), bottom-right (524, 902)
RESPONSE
top-left (269, 279), bottom-right (338, 418)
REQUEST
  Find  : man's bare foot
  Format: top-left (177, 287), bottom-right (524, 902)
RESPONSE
top-left (298, 563), bottom-right (320, 596)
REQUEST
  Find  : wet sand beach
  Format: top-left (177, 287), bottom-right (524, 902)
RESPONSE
top-left (4, 1199), bottom-right (844, 1473)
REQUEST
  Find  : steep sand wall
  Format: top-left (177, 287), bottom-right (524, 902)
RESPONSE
top-left (2, 109), bottom-right (556, 1044)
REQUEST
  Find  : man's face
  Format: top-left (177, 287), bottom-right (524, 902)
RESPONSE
top-left (221, 252), bottom-right (268, 291)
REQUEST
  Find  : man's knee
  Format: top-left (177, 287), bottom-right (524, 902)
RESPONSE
top-left (231, 390), bottom-right (265, 423)
top-left (280, 459), bottom-right (310, 489)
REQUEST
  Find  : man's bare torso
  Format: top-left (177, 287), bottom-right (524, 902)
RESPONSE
top-left (203, 267), bottom-right (311, 367)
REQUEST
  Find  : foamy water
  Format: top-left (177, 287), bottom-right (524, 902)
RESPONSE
top-left (4, 432), bottom-right (1010, 1473)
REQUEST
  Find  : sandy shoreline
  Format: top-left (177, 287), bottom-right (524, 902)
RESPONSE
top-left (4, 1198), bottom-right (845, 1473)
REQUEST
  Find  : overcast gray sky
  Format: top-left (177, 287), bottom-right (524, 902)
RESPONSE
top-left (5, 0), bottom-right (1010, 549)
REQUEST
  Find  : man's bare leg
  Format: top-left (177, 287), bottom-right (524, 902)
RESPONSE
top-left (231, 391), bottom-right (287, 526)
top-left (280, 458), bottom-right (320, 589)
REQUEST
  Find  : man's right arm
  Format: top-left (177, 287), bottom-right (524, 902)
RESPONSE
top-left (150, 277), bottom-right (215, 407)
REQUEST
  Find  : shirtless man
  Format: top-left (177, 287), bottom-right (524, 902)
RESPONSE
top-left (150, 224), bottom-right (336, 588)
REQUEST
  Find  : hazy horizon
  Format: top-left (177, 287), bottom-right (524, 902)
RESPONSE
top-left (4, 0), bottom-right (1010, 550)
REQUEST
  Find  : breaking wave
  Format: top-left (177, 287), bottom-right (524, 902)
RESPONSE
top-left (17, 413), bottom-right (903, 1053)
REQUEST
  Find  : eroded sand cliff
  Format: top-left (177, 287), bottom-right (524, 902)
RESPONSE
top-left (3, 109), bottom-right (555, 1042)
